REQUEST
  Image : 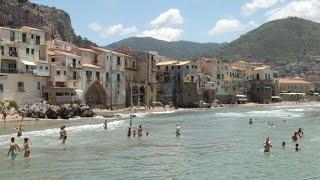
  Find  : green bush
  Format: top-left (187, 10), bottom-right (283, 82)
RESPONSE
top-left (5, 100), bottom-right (17, 109)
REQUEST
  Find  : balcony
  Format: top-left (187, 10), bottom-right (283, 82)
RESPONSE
top-left (68, 74), bottom-right (81, 80)
top-left (0, 68), bottom-right (18, 74)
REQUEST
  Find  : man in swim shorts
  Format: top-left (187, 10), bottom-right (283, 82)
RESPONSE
top-left (60, 125), bottom-right (67, 143)
top-left (263, 137), bottom-right (272, 153)
top-left (7, 137), bottom-right (20, 160)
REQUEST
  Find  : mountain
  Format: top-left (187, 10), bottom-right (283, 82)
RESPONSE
top-left (106, 37), bottom-right (224, 60)
top-left (214, 17), bottom-right (320, 64)
top-left (0, 0), bottom-right (96, 47)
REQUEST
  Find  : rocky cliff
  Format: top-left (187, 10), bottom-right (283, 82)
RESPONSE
top-left (0, 0), bottom-right (96, 47)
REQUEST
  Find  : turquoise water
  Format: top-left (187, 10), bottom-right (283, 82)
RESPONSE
top-left (0, 104), bottom-right (320, 179)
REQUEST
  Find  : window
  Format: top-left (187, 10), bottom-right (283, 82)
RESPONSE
top-left (64, 71), bottom-right (66, 75)
top-left (39, 65), bottom-right (43, 70)
top-left (177, 66), bottom-right (180, 70)
top-left (0, 84), bottom-right (3, 93)
top-left (125, 59), bottom-right (127, 66)
top-left (17, 82), bottom-right (24, 92)
top-left (96, 72), bottom-right (100, 80)
top-left (105, 72), bottom-right (110, 81)
top-left (26, 48), bottom-right (30, 54)
top-left (37, 82), bottom-right (41, 90)
top-left (45, 66), bottom-right (49, 70)
top-left (57, 71), bottom-right (61, 76)
top-left (186, 65), bottom-right (189, 69)
top-left (166, 66), bottom-right (169, 71)
top-left (31, 34), bottom-right (34, 39)
top-left (1, 46), bottom-right (4, 55)
top-left (22, 33), bottom-right (27, 43)
top-left (117, 57), bottom-right (121, 65)
top-left (9, 47), bottom-right (17, 57)
top-left (117, 74), bottom-right (121, 82)
top-left (217, 74), bottom-right (220, 79)
top-left (51, 58), bottom-right (55, 62)
top-left (36, 36), bottom-right (40, 45)
top-left (133, 61), bottom-right (136, 68)
top-left (31, 49), bottom-right (34, 55)
top-left (10, 31), bottom-right (15, 41)
top-left (256, 74), bottom-right (260, 80)
top-left (171, 66), bottom-right (174, 70)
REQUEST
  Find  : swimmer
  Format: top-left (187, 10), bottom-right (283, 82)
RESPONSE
top-left (127, 127), bottom-right (132, 137)
top-left (138, 125), bottom-right (143, 137)
top-left (282, 141), bottom-right (286, 149)
top-left (60, 125), bottom-right (67, 144)
top-left (23, 138), bottom-right (30, 158)
top-left (298, 128), bottom-right (304, 138)
top-left (133, 130), bottom-right (137, 137)
top-left (146, 132), bottom-right (149, 136)
top-left (176, 123), bottom-right (181, 137)
top-left (263, 137), bottom-right (272, 153)
top-left (292, 132), bottom-right (299, 142)
top-left (16, 124), bottom-right (24, 137)
top-left (7, 137), bottom-right (20, 160)
top-left (249, 118), bottom-right (253, 125)
top-left (103, 120), bottom-right (107, 130)
top-left (295, 144), bottom-right (301, 152)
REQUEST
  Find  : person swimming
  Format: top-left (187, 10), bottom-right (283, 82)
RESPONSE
top-left (138, 125), bottom-right (143, 137)
top-left (146, 132), bottom-right (149, 136)
top-left (292, 132), bottom-right (299, 142)
top-left (282, 141), bottom-right (286, 149)
top-left (16, 124), bottom-right (24, 137)
top-left (23, 137), bottom-right (30, 158)
top-left (7, 137), bottom-right (20, 160)
top-left (127, 127), bottom-right (132, 137)
top-left (103, 120), bottom-right (107, 130)
top-left (176, 124), bottom-right (181, 137)
top-left (295, 143), bottom-right (301, 152)
top-left (298, 128), bottom-right (304, 138)
top-left (133, 130), bottom-right (137, 137)
top-left (263, 137), bottom-right (272, 153)
top-left (249, 118), bottom-right (253, 125)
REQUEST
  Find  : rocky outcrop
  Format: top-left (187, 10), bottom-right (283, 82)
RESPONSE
top-left (0, 0), bottom-right (97, 47)
top-left (19, 102), bottom-right (94, 119)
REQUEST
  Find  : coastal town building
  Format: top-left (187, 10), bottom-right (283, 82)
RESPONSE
top-left (0, 26), bottom-right (48, 105)
top-left (279, 78), bottom-right (314, 93)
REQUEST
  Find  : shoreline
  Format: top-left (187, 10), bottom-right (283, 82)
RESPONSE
top-left (1, 101), bottom-right (319, 124)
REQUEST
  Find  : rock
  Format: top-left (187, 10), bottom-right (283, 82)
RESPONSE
top-left (79, 105), bottom-right (94, 117)
top-left (80, 109), bottom-right (94, 117)
top-left (45, 105), bottom-right (60, 119)
top-left (60, 104), bottom-right (73, 119)
top-left (70, 104), bottom-right (80, 117)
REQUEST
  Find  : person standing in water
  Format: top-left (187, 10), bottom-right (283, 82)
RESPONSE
top-left (16, 124), bottom-right (24, 137)
top-left (127, 127), bottom-right (132, 137)
top-left (298, 128), bottom-right (304, 138)
top-left (249, 118), bottom-right (253, 125)
top-left (292, 132), bottom-right (299, 142)
top-left (60, 126), bottom-right (67, 144)
top-left (263, 137), bottom-right (272, 153)
top-left (7, 137), bottom-right (20, 160)
top-left (282, 141), bottom-right (286, 149)
top-left (133, 130), bottom-right (137, 137)
top-left (295, 143), bottom-right (301, 152)
top-left (138, 125), bottom-right (143, 137)
top-left (23, 138), bottom-right (30, 158)
top-left (176, 123), bottom-right (181, 137)
top-left (103, 120), bottom-right (107, 130)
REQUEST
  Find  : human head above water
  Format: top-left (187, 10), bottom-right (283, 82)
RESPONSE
top-left (11, 137), bottom-right (15, 143)
top-left (24, 137), bottom-right (29, 143)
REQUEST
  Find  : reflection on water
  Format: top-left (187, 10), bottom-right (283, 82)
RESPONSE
top-left (0, 104), bottom-right (320, 179)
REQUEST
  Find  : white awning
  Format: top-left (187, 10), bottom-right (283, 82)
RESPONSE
top-left (21, 60), bottom-right (36, 66)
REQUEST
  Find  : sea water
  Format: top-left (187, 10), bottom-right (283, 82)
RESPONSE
top-left (0, 104), bottom-right (320, 179)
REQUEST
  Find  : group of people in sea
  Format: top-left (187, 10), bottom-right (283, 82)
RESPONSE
top-left (5, 123), bottom-right (68, 160)
top-left (249, 118), bottom-right (304, 153)
top-left (126, 116), bottom-right (149, 138)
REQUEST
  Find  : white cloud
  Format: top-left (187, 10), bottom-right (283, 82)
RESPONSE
top-left (266, 0), bottom-right (320, 22)
top-left (138, 28), bottom-right (183, 41)
top-left (101, 24), bottom-right (138, 39)
top-left (242, 0), bottom-right (279, 15)
top-left (208, 18), bottom-right (257, 36)
top-left (88, 22), bottom-right (102, 32)
top-left (151, 9), bottom-right (184, 28)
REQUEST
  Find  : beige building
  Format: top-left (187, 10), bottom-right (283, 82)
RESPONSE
top-left (279, 78), bottom-right (314, 93)
top-left (0, 26), bottom-right (48, 105)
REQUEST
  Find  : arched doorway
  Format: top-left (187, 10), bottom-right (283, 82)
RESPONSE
top-left (85, 81), bottom-right (108, 108)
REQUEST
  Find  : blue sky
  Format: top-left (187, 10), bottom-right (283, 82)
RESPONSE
top-left (30, 0), bottom-right (320, 45)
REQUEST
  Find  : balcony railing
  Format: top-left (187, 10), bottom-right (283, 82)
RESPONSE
top-left (0, 68), bottom-right (18, 73)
